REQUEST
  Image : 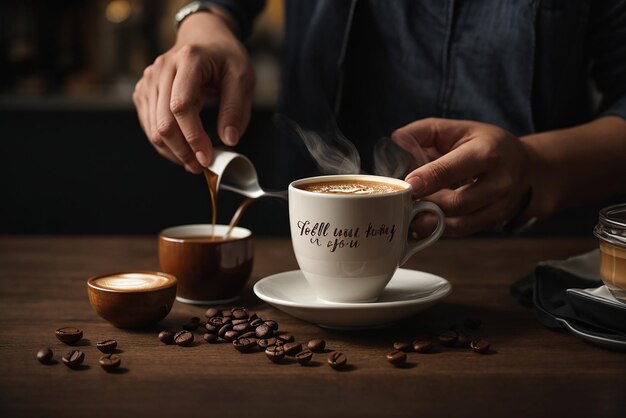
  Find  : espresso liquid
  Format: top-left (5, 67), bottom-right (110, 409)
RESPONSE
top-left (599, 241), bottom-right (626, 291)
top-left (299, 179), bottom-right (405, 195)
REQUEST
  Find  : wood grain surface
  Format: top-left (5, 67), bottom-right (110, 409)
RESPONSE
top-left (0, 236), bottom-right (624, 418)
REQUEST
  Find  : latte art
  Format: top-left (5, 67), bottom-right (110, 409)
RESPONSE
top-left (299, 180), bottom-right (405, 195)
top-left (92, 273), bottom-right (173, 291)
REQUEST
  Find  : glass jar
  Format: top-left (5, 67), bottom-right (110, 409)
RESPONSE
top-left (594, 204), bottom-right (626, 302)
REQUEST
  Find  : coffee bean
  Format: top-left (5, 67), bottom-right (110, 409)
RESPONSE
top-left (37, 347), bottom-right (53, 364)
top-left (203, 333), bottom-right (219, 344)
top-left (464, 318), bottom-right (482, 329)
top-left (393, 342), bottom-right (412, 352)
top-left (221, 310), bottom-right (233, 318)
top-left (307, 339), bottom-right (326, 353)
top-left (265, 345), bottom-right (285, 363)
top-left (438, 330), bottom-right (458, 346)
top-left (240, 331), bottom-right (256, 339)
top-left (327, 352), bottom-right (347, 370)
top-left (257, 338), bottom-right (277, 349)
top-left (231, 319), bottom-right (249, 326)
top-left (277, 334), bottom-right (294, 343)
top-left (205, 323), bottom-right (219, 334)
top-left (99, 354), bottom-right (121, 372)
top-left (233, 323), bottom-right (252, 333)
top-left (249, 313), bottom-right (259, 321)
top-left (412, 340), bottom-right (433, 353)
top-left (182, 321), bottom-right (198, 331)
top-left (249, 318), bottom-right (264, 328)
top-left (233, 337), bottom-right (256, 353)
top-left (55, 327), bottom-right (83, 345)
top-left (283, 342), bottom-right (303, 356)
top-left (96, 339), bottom-right (118, 353)
top-left (264, 320), bottom-right (279, 331)
top-left (205, 308), bottom-right (220, 318)
top-left (174, 330), bottom-right (194, 347)
top-left (158, 330), bottom-right (175, 345)
top-left (218, 323), bottom-right (233, 338)
top-left (296, 349), bottom-right (313, 365)
top-left (231, 307), bottom-right (248, 319)
top-left (386, 350), bottom-right (407, 367)
top-left (209, 316), bottom-right (231, 327)
top-left (470, 339), bottom-right (490, 354)
top-left (457, 332), bottom-right (472, 348)
top-left (223, 330), bottom-right (240, 342)
top-left (62, 350), bottom-right (85, 369)
top-left (255, 323), bottom-right (273, 338)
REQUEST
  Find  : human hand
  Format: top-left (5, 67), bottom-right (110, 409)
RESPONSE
top-left (391, 118), bottom-right (532, 236)
top-left (133, 12), bottom-right (254, 173)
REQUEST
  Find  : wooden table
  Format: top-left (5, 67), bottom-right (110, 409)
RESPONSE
top-left (1, 236), bottom-right (624, 418)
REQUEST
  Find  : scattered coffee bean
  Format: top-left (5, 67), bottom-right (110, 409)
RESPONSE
top-left (255, 323), bottom-right (273, 338)
top-left (412, 340), bottom-right (433, 353)
top-left (55, 327), bottom-right (83, 345)
top-left (464, 318), bottom-right (482, 329)
top-left (386, 350), bottom-right (407, 367)
top-left (209, 316), bottom-right (231, 327)
top-left (457, 332), bottom-right (472, 348)
top-left (203, 333), bottom-right (219, 344)
top-left (249, 318), bottom-right (264, 328)
top-left (239, 331), bottom-right (256, 339)
top-left (218, 323), bottom-right (233, 338)
top-left (283, 342), bottom-right (303, 356)
top-left (205, 308), bottom-right (220, 318)
top-left (96, 339), bottom-right (118, 353)
top-left (231, 319), bottom-right (248, 326)
top-left (393, 342), bottom-right (412, 352)
top-left (158, 330), bottom-right (175, 345)
top-left (257, 338), bottom-right (277, 349)
top-left (62, 350), bottom-right (85, 369)
top-left (328, 352), bottom-right (347, 370)
top-left (265, 320), bottom-right (279, 331)
top-left (231, 307), bottom-right (248, 319)
top-left (307, 339), bottom-right (326, 353)
top-left (233, 322), bottom-right (252, 333)
top-left (222, 310), bottom-right (234, 318)
top-left (295, 349), bottom-right (313, 366)
top-left (265, 345), bottom-right (285, 363)
top-left (277, 334), bottom-right (295, 343)
top-left (37, 347), bottom-right (53, 364)
top-left (99, 354), bottom-right (121, 372)
top-left (470, 339), bottom-right (490, 354)
top-left (438, 330), bottom-right (458, 347)
top-left (249, 313), bottom-right (258, 321)
top-left (174, 330), bottom-right (194, 347)
top-left (223, 330), bottom-right (239, 342)
top-left (233, 337), bottom-right (256, 353)
top-left (205, 323), bottom-right (219, 334)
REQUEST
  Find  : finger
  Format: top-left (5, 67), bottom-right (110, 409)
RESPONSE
top-left (421, 172), bottom-right (508, 217)
top-left (170, 52), bottom-right (213, 166)
top-left (156, 64), bottom-right (202, 173)
top-left (392, 117), bottom-right (478, 155)
top-left (216, 65), bottom-right (253, 146)
top-left (405, 140), bottom-right (495, 198)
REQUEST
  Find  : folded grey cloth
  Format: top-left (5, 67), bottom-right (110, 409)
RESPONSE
top-left (511, 250), bottom-right (626, 349)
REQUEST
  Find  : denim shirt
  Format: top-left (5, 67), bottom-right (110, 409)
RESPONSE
top-left (209, 0), bottom-right (626, 181)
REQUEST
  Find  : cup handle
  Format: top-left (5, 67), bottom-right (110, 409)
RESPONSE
top-left (399, 201), bottom-right (445, 265)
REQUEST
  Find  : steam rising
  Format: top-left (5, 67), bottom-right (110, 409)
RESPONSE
top-left (275, 114), bottom-right (426, 179)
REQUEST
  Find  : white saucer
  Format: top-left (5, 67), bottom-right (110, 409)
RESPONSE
top-left (253, 269), bottom-right (452, 329)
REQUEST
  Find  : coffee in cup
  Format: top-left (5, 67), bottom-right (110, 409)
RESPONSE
top-left (289, 174), bottom-right (445, 303)
top-left (158, 224), bottom-right (253, 304)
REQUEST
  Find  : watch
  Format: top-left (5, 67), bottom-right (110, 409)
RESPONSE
top-left (174, 1), bottom-right (213, 31)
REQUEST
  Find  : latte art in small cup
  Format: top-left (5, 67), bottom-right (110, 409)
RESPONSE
top-left (289, 175), bottom-right (445, 303)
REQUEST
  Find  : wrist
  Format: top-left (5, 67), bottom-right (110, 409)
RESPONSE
top-left (519, 135), bottom-right (558, 219)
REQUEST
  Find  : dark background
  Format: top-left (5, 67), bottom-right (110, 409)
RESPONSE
top-left (0, 0), bottom-right (614, 237)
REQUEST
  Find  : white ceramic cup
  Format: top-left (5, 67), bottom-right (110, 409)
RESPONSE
top-left (289, 174), bottom-right (445, 303)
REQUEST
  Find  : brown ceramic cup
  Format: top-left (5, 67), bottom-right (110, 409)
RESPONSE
top-left (87, 271), bottom-right (177, 328)
top-left (158, 224), bottom-right (254, 304)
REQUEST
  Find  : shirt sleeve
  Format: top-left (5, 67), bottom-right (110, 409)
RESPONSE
top-left (205, 0), bottom-right (266, 40)
top-left (590, 0), bottom-right (626, 120)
